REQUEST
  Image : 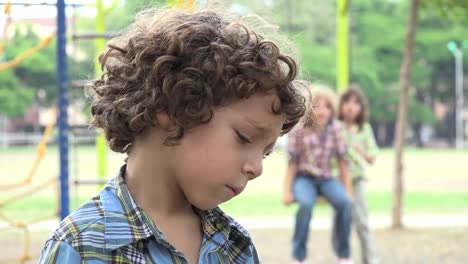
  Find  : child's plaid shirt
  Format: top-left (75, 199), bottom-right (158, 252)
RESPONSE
top-left (39, 166), bottom-right (259, 264)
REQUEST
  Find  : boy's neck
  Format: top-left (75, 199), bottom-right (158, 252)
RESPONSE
top-left (125, 135), bottom-right (194, 218)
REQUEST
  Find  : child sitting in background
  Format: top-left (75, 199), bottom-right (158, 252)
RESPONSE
top-left (283, 85), bottom-right (353, 264)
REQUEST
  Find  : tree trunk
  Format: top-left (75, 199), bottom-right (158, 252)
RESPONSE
top-left (393, 0), bottom-right (419, 229)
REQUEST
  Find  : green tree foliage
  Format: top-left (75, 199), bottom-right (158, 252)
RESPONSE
top-left (6, 28), bottom-right (56, 100)
top-left (228, 0), bottom-right (466, 129)
top-left (421, 0), bottom-right (468, 21)
top-left (0, 69), bottom-right (34, 117)
top-left (0, 26), bottom-right (90, 117)
top-left (0, 27), bottom-right (52, 117)
top-left (104, 0), bottom-right (167, 32)
top-left (2, 0), bottom-right (466, 126)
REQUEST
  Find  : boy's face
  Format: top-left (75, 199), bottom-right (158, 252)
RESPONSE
top-left (313, 96), bottom-right (333, 126)
top-left (171, 93), bottom-right (285, 210)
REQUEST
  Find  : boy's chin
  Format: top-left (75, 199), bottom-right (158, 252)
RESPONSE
top-left (191, 200), bottom-right (223, 211)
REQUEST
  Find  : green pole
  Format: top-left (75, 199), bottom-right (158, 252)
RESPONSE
top-left (95, 0), bottom-right (107, 188)
top-left (337, 0), bottom-right (349, 92)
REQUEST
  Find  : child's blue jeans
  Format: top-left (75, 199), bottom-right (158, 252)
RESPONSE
top-left (292, 174), bottom-right (353, 261)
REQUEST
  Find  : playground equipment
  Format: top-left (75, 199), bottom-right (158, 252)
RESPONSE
top-left (336, 0), bottom-right (349, 92)
top-left (0, 2), bottom-right (61, 262)
top-left (0, 109), bottom-right (58, 263)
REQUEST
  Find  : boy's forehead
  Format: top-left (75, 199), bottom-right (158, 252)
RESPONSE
top-left (245, 115), bottom-right (275, 131)
top-left (230, 93), bottom-right (280, 114)
top-left (229, 94), bottom-right (285, 130)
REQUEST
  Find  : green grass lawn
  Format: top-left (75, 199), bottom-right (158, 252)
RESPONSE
top-left (0, 146), bottom-right (467, 220)
top-left (221, 190), bottom-right (468, 217)
top-left (1, 190), bottom-right (467, 220)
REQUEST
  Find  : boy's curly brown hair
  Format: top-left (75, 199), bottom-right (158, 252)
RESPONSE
top-left (89, 8), bottom-right (306, 153)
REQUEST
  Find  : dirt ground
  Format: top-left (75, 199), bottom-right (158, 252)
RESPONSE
top-left (250, 227), bottom-right (468, 264)
top-left (1, 227), bottom-right (467, 264)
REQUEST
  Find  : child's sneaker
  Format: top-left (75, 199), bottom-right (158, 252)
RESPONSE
top-left (338, 258), bottom-right (353, 264)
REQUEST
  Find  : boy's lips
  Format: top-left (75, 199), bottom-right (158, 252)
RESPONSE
top-left (226, 185), bottom-right (244, 196)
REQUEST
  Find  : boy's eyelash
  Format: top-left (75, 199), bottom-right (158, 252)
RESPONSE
top-left (235, 130), bottom-right (252, 144)
top-left (235, 129), bottom-right (274, 159)
top-left (263, 151), bottom-right (272, 159)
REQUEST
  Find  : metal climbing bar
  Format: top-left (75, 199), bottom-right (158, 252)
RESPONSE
top-left (71, 32), bottom-right (118, 40)
top-left (0, 33), bottom-right (55, 71)
top-left (57, 0), bottom-right (69, 220)
top-left (0, 1), bottom-right (84, 7)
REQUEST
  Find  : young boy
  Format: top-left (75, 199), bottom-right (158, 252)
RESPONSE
top-left (39, 8), bottom-right (306, 264)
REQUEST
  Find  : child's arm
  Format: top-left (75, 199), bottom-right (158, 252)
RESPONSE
top-left (351, 124), bottom-right (378, 165)
top-left (364, 123), bottom-right (379, 164)
top-left (352, 144), bottom-right (374, 164)
top-left (338, 157), bottom-right (352, 196)
top-left (283, 159), bottom-right (298, 205)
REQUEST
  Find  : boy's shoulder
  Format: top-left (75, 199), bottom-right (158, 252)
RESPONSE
top-left (46, 188), bottom-right (108, 246)
top-left (44, 176), bottom-right (148, 251)
top-left (41, 197), bottom-right (107, 262)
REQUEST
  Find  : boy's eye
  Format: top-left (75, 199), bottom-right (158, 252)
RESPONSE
top-left (263, 151), bottom-right (272, 159)
top-left (235, 130), bottom-right (252, 144)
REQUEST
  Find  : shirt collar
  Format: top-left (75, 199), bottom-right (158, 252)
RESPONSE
top-left (101, 165), bottom-right (251, 250)
top-left (101, 165), bottom-right (155, 250)
top-left (197, 207), bottom-right (252, 260)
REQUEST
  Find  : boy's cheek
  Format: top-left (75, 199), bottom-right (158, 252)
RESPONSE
top-left (182, 181), bottom-right (228, 210)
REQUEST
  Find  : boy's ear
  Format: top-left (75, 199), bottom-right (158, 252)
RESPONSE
top-left (155, 112), bottom-right (175, 130)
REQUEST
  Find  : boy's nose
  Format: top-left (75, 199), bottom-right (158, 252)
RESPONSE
top-left (243, 157), bottom-right (263, 181)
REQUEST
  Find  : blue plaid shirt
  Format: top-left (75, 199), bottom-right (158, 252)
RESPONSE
top-left (39, 166), bottom-right (259, 264)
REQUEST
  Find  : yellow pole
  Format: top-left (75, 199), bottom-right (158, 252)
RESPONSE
top-left (0, 33), bottom-right (54, 71)
top-left (336, 0), bottom-right (352, 195)
top-left (95, 0), bottom-right (107, 188)
top-left (337, 0), bottom-right (349, 92)
top-left (167, 0), bottom-right (194, 11)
